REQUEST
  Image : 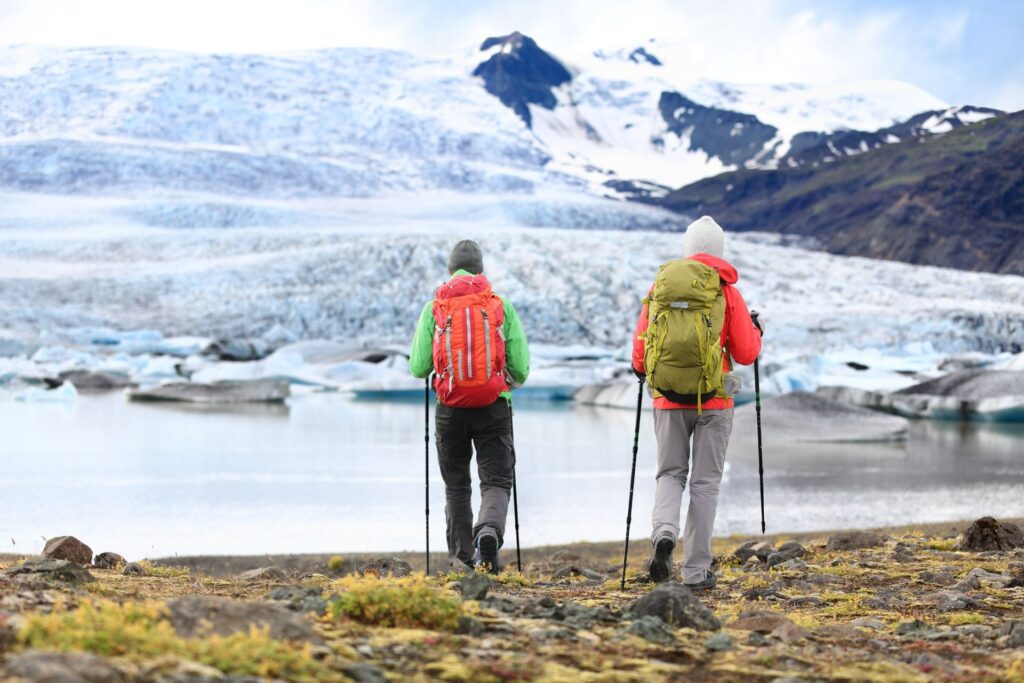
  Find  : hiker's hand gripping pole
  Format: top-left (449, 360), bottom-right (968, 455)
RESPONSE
top-left (751, 311), bottom-right (765, 534)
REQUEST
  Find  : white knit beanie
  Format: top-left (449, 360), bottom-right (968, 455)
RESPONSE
top-left (683, 215), bottom-right (725, 258)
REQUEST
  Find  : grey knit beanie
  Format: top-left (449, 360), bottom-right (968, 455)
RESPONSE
top-left (447, 239), bottom-right (484, 274)
top-left (683, 215), bottom-right (725, 258)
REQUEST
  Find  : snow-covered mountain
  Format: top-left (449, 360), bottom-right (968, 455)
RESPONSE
top-left (0, 37), bottom-right (999, 221)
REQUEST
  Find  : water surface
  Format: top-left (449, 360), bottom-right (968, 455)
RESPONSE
top-left (1, 392), bottom-right (1022, 559)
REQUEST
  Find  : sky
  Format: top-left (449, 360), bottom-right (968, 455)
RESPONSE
top-left (1, 0), bottom-right (1022, 111)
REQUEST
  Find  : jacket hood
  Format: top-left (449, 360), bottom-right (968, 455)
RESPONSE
top-left (690, 253), bottom-right (738, 285)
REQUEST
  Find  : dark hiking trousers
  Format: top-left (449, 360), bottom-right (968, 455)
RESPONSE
top-left (435, 397), bottom-right (515, 567)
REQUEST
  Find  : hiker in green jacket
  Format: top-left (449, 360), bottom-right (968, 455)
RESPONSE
top-left (409, 240), bottom-right (530, 573)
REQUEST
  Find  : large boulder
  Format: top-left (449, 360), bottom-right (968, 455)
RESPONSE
top-left (4, 559), bottom-right (95, 585)
top-left (958, 517), bottom-right (1024, 552)
top-left (2, 650), bottom-right (123, 683)
top-left (166, 596), bottom-right (322, 644)
top-left (42, 535), bottom-right (93, 565)
top-left (628, 582), bottom-right (721, 631)
top-left (93, 552), bottom-right (126, 570)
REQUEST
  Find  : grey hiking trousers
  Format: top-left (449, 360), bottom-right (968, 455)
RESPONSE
top-left (435, 398), bottom-right (515, 568)
top-left (651, 407), bottom-right (733, 583)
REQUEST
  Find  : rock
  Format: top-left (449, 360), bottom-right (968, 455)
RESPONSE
top-left (955, 624), bottom-right (993, 639)
top-left (128, 379), bottom-right (290, 404)
top-left (551, 564), bottom-right (607, 581)
top-left (704, 632), bottom-right (736, 651)
top-left (863, 591), bottom-right (906, 610)
top-left (621, 615), bottom-right (676, 644)
top-left (753, 542), bottom-right (776, 563)
top-left (340, 662), bottom-right (389, 683)
top-left (628, 582), bottom-right (721, 631)
top-left (785, 595), bottom-right (825, 608)
top-left (455, 615), bottom-right (484, 636)
top-left (766, 545), bottom-right (806, 568)
top-left (826, 531), bottom-right (886, 552)
top-left (4, 559), bottom-right (95, 584)
top-left (42, 535), bottom-right (93, 565)
top-left (0, 613), bottom-right (16, 652)
top-left (959, 517), bottom-right (1024, 552)
top-left (743, 586), bottom-right (787, 602)
top-left (918, 569), bottom-right (957, 586)
top-left (746, 632), bottom-right (770, 647)
top-left (891, 547), bottom-right (917, 563)
top-left (92, 552), bottom-right (125, 570)
top-left (772, 620), bottom-right (809, 644)
top-left (357, 558), bottom-right (412, 578)
top-left (456, 573), bottom-right (491, 601)
top-left (729, 610), bottom-right (795, 634)
top-left (777, 541), bottom-right (808, 556)
top-left (998, 620), bottom-right (1024, 648)
top-left (122, 562), bottom-right (148, 576)
top-left (896, 619), bottom-right (934, 637)
top-left (920, 590), bottom-right (981, 612)
top-left (815, 624), bottom-right (866, 640)
top-left (776, 558), bottom-right (808, 572)
top-left (266, 585), bottom-right (329, 615)
top-left (849, 617), bottom-right (886, 631)
top-left (238, 566), bottom-right (287, 582)
top-left (732, 540), bottom-right (759, 563)
top-left (966, 567), bottom-right (1012, 586)
top-left (1, 650), bottom-right (124, 683)
top-left (951, 575), bottom-right (981, 592)
top-left (166, 595), bottom-right (323, 644)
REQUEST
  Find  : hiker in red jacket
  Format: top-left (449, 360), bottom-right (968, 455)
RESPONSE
top-left (632, 216), bottom-right (762, 588)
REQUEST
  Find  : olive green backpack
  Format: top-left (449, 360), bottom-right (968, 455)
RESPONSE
top-left (643, 259), bottom-right (729, 409)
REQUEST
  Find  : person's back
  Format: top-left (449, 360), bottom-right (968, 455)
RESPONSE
top-left (409, 240), bottom-right (530, 573)
top-left (631, 216), bottom-right (762, 587)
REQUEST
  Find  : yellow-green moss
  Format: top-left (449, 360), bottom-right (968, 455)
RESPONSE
top-left (17, 599), bottom-right (331, 682)
top-left (328, 574), bottom-right (462, 630)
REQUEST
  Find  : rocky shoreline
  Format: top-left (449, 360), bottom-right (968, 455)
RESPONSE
top-left (1, 517), bottom-right (1023, 682)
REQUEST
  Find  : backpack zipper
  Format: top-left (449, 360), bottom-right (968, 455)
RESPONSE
top-left (444, 315), bottom-right (455, 391)
top-left (466, 308), bottom-right (473, 379)
top-left (482, 310), bottom-right (492, 380)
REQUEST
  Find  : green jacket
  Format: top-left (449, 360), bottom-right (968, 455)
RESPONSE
top-left (409, 270), bottom-right (530, 400)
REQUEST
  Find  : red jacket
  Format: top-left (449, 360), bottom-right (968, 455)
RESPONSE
top-left (632, 253), bottom-right (761, 410)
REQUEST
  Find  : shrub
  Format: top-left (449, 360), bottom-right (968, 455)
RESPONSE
top-left (328, 574), bottom-right (461, 630)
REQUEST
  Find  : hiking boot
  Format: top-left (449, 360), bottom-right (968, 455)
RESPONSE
top-left (649, 536), bottom-right (675, 583)
top-left (476, 533), bottom-right (500, 575)
top-left (685, 570), bottom-right (718, 591)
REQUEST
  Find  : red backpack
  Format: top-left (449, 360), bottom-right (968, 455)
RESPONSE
top-left (432, 274), bottom-right (508, 407)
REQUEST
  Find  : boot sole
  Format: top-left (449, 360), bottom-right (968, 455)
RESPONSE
top-left (478, 535), bottom-right (500, 575)
top-left (649, 538), bottom-right (675, 582)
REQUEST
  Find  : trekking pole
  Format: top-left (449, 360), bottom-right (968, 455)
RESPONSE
top-left (510, 403), bottom-right (522, 572)
top-left (751, 311), bottom-right (765, 534)
top-left (620, 376), bottom-right (645, 590)
top-left (424, 376), bottom-right (431, 574)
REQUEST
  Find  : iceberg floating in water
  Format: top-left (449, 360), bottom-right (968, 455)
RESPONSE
top-left (818, 368), bottom-right (1024, 422)
top-left (15, 382), bottom-right (78, 403)
top-left (733, 391), bottom-right (909, 443)
top-left (128, 379), bottom-right (290, 404)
